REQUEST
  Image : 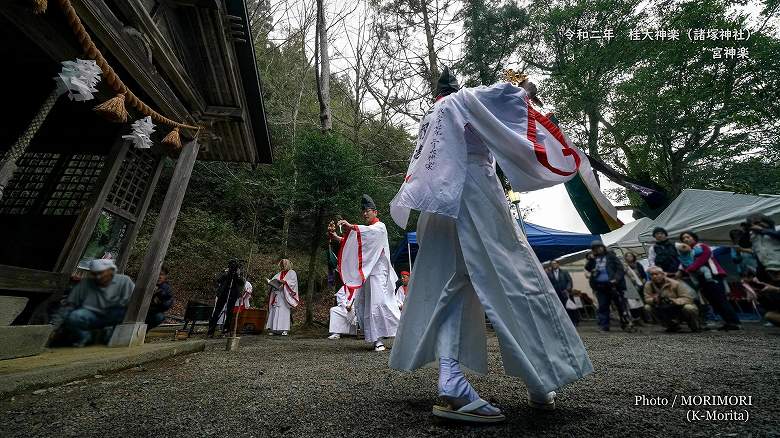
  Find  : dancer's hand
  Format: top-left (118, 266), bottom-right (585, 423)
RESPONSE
top-left (338, 219), bottom-right (352, 229)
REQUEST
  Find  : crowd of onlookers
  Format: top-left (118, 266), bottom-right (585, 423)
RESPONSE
top-left (546, 214), bottom-right (780, 333)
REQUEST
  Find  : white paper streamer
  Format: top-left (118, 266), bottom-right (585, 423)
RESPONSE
top-left (122, 116), bottom-right (155, 149)
top-left (54, 59), bottom-right (102, 102)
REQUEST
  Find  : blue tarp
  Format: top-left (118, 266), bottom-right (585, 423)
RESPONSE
top-left (522, 222), bottom-right (598, 263)
top-left (392, 232), bottom-right (418, 270)
top-left (391, 223), bottom-right (598, 268)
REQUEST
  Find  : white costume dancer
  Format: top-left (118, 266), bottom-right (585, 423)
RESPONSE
top-left (330, 194), bottom-right (401, 351)
top-left (327, 285), bottom-right (358, 339)
top-left (388, 68), bottom-right (593, 422)
top-left (265, 259), bottom-right (299, 335)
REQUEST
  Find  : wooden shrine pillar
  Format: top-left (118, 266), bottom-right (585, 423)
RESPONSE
top-left (109, 140), bottom-right (199, 347)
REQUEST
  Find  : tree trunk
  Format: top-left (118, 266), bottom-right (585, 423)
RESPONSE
top-left (279, 58), bottom-right (308, 256)
top-left (315, 0), bottom-right (332, 132)
top-left (419, 0), bottom-right (439, 98)
top-left (280, 206), bottom-right (294, 257)
top-left (304, 207), bottom-right (325, 326)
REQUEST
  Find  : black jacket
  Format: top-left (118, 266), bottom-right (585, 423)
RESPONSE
top-left (547, 269), bottom-right (573, 304)
top-left (652, 239), bottom-right (680, 273)
top-left (585, 251), bottom-right (626, 291)
top-left (149, 281), bottom-right (174, 313)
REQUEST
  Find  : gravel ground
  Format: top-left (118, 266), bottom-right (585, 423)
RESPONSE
top-left (1, 322), bottom-right (778, 437)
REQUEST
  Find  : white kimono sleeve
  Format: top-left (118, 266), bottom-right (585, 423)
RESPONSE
top-left (458, 83), bottom-right (583, 192)
top-left (337, 221), bottom-right (392, 288)
top-left (272, 270), bottom-right (300, 308)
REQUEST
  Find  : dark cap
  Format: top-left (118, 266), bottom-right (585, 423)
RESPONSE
top-left (361, 194), bottom-right (377, 211)
top-left (436, 66), bottom-right (460, 98)
top-left (652, 227), bottom-right (668, 236)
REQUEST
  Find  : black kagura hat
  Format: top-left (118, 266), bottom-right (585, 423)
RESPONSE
top-left (436, 66), bottom-right (460, 97)
top-left (361, 194), bottom-right (377, 211)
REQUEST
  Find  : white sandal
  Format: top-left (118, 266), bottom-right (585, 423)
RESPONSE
top-left (432, 398), bottom-right (505, 423)
top-left (528, 391), bottom-right (556, 410)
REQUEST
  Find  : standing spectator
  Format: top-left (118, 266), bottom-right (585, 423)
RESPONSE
top-left (547, 260), bottom-right (573, 306)
top-left (648, 227), bottom-right (681, 274)
top-left (207, 260), bottom-right (245, 337)
top-left (643, 267), bottom-right (700, 332)
top-left (547, 260), bottom-right (578, 325)
top-left (622, 252), bottom-right (647, 323)
top-left (745, 214), bottom-right (780, 286)
top-left (740, 268), bottom-right (780, 326)
top-left (145, 266), bottom-right (174, 330)
top-left (729, 229), bottom-right (758, 275)
top-left (585, 241), bottom-right (629, 332)
top-left (678, 231), bottom-right (741, 331)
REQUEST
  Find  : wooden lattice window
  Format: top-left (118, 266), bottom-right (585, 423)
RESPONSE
top-left (42, 154), bottom-right (105, 216)
top-left (0, 153), bottom-right (61, 215)
top-left (106, 147), bottom-right (156, 217)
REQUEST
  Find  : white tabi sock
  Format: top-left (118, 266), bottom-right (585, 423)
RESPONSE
top-left (438, 357), bottom-right (500, 415)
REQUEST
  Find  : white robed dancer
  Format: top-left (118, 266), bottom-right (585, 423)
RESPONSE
top-left (327, 285), bottom-right (358, 339)
top-left (328, 194), bottom-right (401, 351)
top-left (388, 68), bottom-right (593, 423)
top-left (265, 259), bottom-right (299, 335)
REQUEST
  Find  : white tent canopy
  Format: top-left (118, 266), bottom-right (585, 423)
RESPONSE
top-left (601, 217), bottom-right (653, 249)
top-left (635, 189), bottom-right (780, 245)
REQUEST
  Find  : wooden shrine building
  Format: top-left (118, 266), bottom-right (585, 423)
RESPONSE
top-left (0, 0), bottom-right (271, 351)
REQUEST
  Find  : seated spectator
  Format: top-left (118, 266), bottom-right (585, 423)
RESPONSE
top-left (62, 259), bottom-right (135, 347)
top-left (745, 214), bottom-right (780, 286)
top-left (145, 266), bottom-right (174, 330)
top-left (678, 231), bottom-right (741, 331)
top-left (643, 267), bottom-right (699, 332)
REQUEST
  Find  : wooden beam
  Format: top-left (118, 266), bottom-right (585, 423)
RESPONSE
top-left (121, 140), bottom-right (199, 325)
top-left (56, 138), bottom-right (129, 273)
top-left (0, 264), bottom-right (70, 293)
top-left (115, 155), bottom-right (165, 273)
top-left (111, 1), bottom-right (207, 113)
top-left (203, 105), bottom-right (244, 119)
top-left (74, 0), bottom-right (195, 127)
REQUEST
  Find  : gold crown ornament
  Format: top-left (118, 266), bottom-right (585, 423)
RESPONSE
top-left (502, 69), bottom-right (529, 86)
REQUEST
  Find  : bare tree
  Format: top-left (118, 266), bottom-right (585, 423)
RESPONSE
top-left (315, 0), bottom-right (332, 132)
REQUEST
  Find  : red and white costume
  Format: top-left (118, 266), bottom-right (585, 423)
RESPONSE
top-left (265, 270), bottom-right (299, 332)
top-left (338, 217), bottom-right (401, 343)
top-left (395, 284), bottom-right (408, 309)
top-left (328, 285), bottom-right (358, 335)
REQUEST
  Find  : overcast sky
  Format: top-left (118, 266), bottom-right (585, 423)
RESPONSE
top-left (520, 180), bottom-right (636, 234)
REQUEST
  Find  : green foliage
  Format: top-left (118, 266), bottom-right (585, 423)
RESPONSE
top-left (293, 131), bottom-right (374, 220)
top-left (459, 0), bottom-right (530, 86)
top-left (461, 0), bottom-right (780, 213)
